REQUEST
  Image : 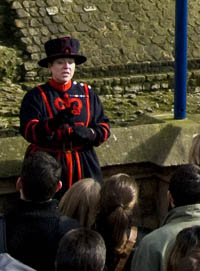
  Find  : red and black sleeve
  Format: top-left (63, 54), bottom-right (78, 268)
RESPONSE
top-left (19, 88), bottom-right (71, 148)
top-left (89, 89), bottom-right (111, 147)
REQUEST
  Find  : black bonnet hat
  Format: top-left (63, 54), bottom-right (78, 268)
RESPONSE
top-left (38, 37), bottom-right (87, 67)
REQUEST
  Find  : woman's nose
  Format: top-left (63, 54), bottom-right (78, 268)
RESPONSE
top-left (63, 62), bottom-right (70, 67)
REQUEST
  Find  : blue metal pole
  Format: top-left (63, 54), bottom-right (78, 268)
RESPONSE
top-left (174, 0), bottom-right (188, 119)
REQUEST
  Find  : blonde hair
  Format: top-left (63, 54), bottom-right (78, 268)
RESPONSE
top-left (189, 134), bottom-right (200, 165)
top-left (59, 178), bottom-right (101, 228)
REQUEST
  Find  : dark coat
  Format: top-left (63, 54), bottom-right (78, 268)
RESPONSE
top-left (20, 79), bottom-right (110, 197)
top-left (5, 199), bottom-right (80, 271)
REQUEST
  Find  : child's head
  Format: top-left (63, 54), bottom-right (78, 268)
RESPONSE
top-left (55, 228), bottom-right (106, 271)
top-left (59, 178), bottom-right (101, 228)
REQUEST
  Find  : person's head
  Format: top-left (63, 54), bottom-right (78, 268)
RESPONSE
top-left (168, 164), bottom-right (200, 208)
top-left (96, 173), bottom-right (138, 249)
top-left (17, 151), bottom-right (62, 202)
top-left (38, 37), bottom-right (87, 84)
top-left (177, 248), bottom-right (200, 271)
top-left (189, 134), bottom-right (200, 166)
top-left (167, 225), bottom-right (200, 271)
top-left (58, 178), bottom-right (101, 228)
top-left (55, 228), bottom-right (106, 271)
top-left (48, 57), bottom-right (76, 84)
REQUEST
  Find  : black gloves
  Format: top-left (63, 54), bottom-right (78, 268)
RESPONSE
top-left (72, 125), bottom-right (96, 145)
top-left (47, 107), bottom-right (73, 131)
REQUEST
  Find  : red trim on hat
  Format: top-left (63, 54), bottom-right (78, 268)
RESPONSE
top-left (47, 52), bottom-right (76, 58)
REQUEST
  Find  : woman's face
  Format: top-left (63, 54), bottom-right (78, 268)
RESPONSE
top-left (49, 58), bottom-right (76, 84)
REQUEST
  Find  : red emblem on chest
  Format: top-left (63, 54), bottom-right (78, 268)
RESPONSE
top-left (54, 94), bottom-right (82, 115)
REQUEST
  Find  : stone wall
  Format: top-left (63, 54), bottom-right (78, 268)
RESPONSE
top-left (0, 0), bottom-right (199, 83)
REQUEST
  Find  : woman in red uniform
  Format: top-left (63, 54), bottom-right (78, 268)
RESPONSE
top-left (20, 37), bottom-right (110, 199)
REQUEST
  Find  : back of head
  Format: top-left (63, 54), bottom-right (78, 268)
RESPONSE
top-left (167, 225), bottom-right (200, 271)
top-left (59, 178), bottom-right (101, 228)
top-left (55, 228), bottom-right (106, 271)
top-left (20, 151), bottom-right (62, 201)
top-left (177, 248), bottom-right (200, 271)
top-left (96, 173), bottom-right (138, 249)
top-left (169, 164), bottom-right (200, 207)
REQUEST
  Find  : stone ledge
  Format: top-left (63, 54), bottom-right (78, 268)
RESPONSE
top-left (0, 113), bottom-right (200, 179)
top-left (97, 114), bottom-right (200, 167)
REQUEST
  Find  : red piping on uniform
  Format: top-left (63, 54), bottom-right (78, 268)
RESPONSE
top-left (84, 84), bottom-right (90, 127)
top-left (102, 127), bottom-right (108, 141)
top-left (49, 78), bottom-right (72, 92)
top-left (32, 122), bottom-right (38, 143)
top-left (25, 119), bottom-right (39, 140)
top-left (66, 152), bottom-right (73, 188)
top-left (99, 122), bottom-right (110, 130)
top-left (37, 86), bottom-right (54, 118)
top-left (99, 123), bottom-right (109, 141)
top-left (75, 151), bottom-right (82, 180)
top-left (44, 120), bottom-right (53, 135)
top-left (74, 122), bottom-right (84, 126)
top-left (68, 127), bottom-right (72, 135)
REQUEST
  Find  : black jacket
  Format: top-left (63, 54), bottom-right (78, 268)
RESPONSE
top-left (5, 199), bottom-right (80, 271)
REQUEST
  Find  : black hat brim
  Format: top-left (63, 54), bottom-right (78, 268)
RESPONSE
top-left (38, 54), bottom-right (87, 68)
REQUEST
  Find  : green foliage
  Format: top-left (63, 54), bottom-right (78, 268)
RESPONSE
top-left (0, 46), bottom-right (23, 82)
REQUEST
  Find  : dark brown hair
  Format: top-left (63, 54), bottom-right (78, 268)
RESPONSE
top-left (21, 151), bottom-right (61, 201)
top-left (177, 248), bottom-right (200, 271)
top-left (55, 228), bottom-right (106, 271)
top-left (167, 225), bottom-right (200, 271)
top-left (95, 173), bottom-right (138, 252)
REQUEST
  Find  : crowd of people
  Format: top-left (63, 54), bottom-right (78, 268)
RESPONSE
top-left (2, 36), bottom-right (200, 270)
top-left (3, 151), bottom-right (150, 271)
top-left (4, 145), bottom-right (200, 271)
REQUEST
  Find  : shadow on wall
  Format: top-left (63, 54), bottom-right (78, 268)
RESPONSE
top-left (0, 2), bottom-right (16, 47)
top-left (0, 1), bottom-right (28, 82)
top-left (125, 123), bottom-right (181, 228)
top-left (126, 123), bottom-right (182, 165)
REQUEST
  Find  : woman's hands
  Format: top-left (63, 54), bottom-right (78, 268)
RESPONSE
top-left (71, 126), bottom-right (96, 144)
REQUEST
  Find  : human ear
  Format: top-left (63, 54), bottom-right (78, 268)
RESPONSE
top-left (167, 191), bottom-right (175, 209)
top-left (16, 177), bottom-right (22, 191)
top-left (56, 180), bottom-right (62, 192)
